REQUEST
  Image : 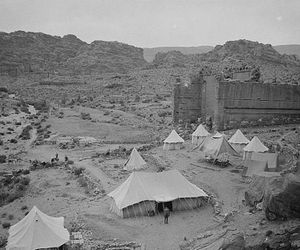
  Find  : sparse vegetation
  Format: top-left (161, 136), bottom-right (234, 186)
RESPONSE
top-left (2, 222), bottom-right (10, 229)
top-left (74, 167), bottom-right (85, 176)
top-left (0, 155), bottom-right (6, 163)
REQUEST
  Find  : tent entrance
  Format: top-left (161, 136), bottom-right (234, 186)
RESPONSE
top-left (156, 201), bottom-right (173, 213)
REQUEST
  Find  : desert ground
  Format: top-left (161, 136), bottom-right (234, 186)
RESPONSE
top-left (0, 70), bottom-right (299, 250)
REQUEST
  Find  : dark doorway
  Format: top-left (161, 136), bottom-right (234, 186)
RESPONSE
top-left (157, 201), bottom-right (173, 213)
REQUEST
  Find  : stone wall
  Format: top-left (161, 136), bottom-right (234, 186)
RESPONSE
top-left (173, 73), bottom-right (300, 130)
top-left (217, 81), bottom-right (300, 129)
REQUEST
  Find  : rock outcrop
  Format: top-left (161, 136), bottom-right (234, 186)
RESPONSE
top-left (152, 39), bottom-right (300, 85)
top-left (0, 31), bottom-right (147, 75)
top-left (245, 173), bottom-right (300, 220)
top-left (264, 174), bottom-right (300, 220)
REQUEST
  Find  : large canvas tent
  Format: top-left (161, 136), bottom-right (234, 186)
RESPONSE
top-left (228, 129), bottom-right (250, 154)
top-left (107, 170), bottom-right (208, 218)
top-left (163, 130), bottom-right (184, 150)
top-left (191, 124), bottom-right (210, 145)
top-left (242, 159), bottom-right (268, 177)
top-left (243, 136), bottom-right (268, 160)
top-left (199, 136), bottom-right (239, 158)
top-left (251, 152), bottom-right (279, 172)
top-left (124, 147), bottom-right (147, 171)
top-left (7, 206), bottom-right (69, 250)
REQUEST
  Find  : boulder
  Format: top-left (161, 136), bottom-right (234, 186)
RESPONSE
top-left (264, 174), bottom-right (300, 220)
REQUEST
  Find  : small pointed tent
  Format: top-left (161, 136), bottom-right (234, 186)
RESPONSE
top-left (192, 124), bottom-right (210, 145)
top-left (6, 206), bottom-right (69, 250)
top-left (163, 130), bottom-right (184, 150)
top-left (199, 136), bottom-right (239, 158)
top-left (243, 136), bottom-right (268, 160)
top-left (124, 147), bottom-right (147, 171)
top-left (212, 131), bottom-right (224, 138)
top-left (108, 170), bottom-right (208, 218)
top-left (228, 129), bottom-right (250, 154)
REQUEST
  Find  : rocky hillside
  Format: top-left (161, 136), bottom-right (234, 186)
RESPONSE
top-left (0, 31), bottom-right (147, 75)
top-left (153, 40), bottom-right (300, 84)
top-left (143, 46), bottom-right (213, 62)
top-left (274, 45), bottom-right (300, 59)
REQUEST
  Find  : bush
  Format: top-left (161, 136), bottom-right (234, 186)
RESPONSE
top-left (0, 87), bottom-right (8, 93)
top-left (74, 167), bottom-right (85, 176)
top-left (0, 236), bottom-right (7, 248)
top-left (2, 222), bottom-right (10, 229)
top-left (0, 155), bottom-right (6, 163)
top-left (22, 169), bottom-right (30, 175)
top-left (21, 205), bottom-right (28, 210)
top-left (10, 138), bottom-right (18, 143)
top-left (8, 214), bottom-right (14, 220)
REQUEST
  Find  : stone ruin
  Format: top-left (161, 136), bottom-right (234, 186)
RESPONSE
top-left (173, 67), bottom-right (300, 130)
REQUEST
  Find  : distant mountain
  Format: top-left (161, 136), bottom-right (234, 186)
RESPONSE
top-left (274, 45), bottom-right (300, 58)
top-left (152, 39), bottom-right (300, 84)
top-left (0, 31), bottom-right (147, 75)
top-left (143, 46), bottom-right (213, 62)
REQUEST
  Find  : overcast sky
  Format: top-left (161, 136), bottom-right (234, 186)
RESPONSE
top-left (0, 0), bottom-right (299, 47)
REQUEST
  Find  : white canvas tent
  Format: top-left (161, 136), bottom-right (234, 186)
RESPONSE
top-left (199, 136), bottom-right (239, 158)
top-left (107, 170), bottom-right (208, 218)
top-left (243, 136), bottom-right (268, 160)
top-left (7, 206), bottom-right (69, 250)
top-left (191, 124), bottom-right (210, 145)
top-left (163, 130), bottom-right (184, 150)
top-left (228, 129), bottom-right (250, 154)
top-left (124, 147), bottom-right (147, 171)
top-left (212, 131), bottom-right (225, 139)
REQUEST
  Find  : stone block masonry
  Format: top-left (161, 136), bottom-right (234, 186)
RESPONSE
top-left (173, 71), bottom-right (300, 130)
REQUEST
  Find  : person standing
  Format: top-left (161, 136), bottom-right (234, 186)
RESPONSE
top-left (163, 207), bottom-right (170, 224)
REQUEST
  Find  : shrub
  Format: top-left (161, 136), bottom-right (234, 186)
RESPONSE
top-left (74, 167), bottom-right (85, 176)
top-left (2, 222), bottom-right (10, 229)
top-left (1, 213), bottom-right (7, 218)
top-left (8, 214), bottom-right (14, 220)
top-left (0, 155), bottom-right (6, 163)
top-left (0, 236), bottom-right (7, 248)
top-left (10, 138), bottom-right (18, 143)
top-left (22, 169), bottom-right (30, 175)
top-left (21, 205), bottom-right (28, 210)
top-left (0, 87), bottom-right (8, 93)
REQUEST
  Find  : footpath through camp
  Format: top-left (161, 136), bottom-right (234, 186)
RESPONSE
top-left (0, 91), bottom-right (299, 249)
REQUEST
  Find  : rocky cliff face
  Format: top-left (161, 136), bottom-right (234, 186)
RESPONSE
top-left (0, 31), bottom-right (147, 75)
top-left (65, 41), bottom-right (147, 74)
